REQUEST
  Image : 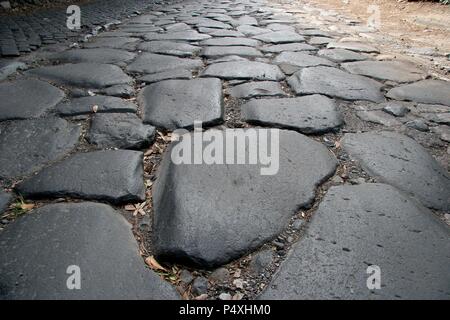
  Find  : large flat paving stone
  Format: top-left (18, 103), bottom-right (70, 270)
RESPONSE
top-left (260, 183), bottom-right (450, 300)
top-left (236, 25), bottom-right (269, 36)
top-left (26, 63), bottom-right (132, 89)
top-left (261, 43), bottom-right (317, 53)
top-left (229, 81), bottom-right (285, 99)
top-left (153, 129), bottom-right (337, 268)
top-left (16, 150), bottom-right (146, 204)
top-left (273, 52), bottom-right (336, 68)
top-left (49, 48), bottom-right (136, 64)
top-left (242, 95), bottom-right (343, 134)
top-left (252, 30), bottom-right (305, 44)
top-left (342, 131), bottom-right (450, 211)
top-left (200, 46), bottom-right (262, 58)
top-left (201, 61), bottom-right (285, 81)
top-left (0, 79), bottom-right (64, 121)
top-left (199, 37), bottom-right (259, 47)
top-left (138, 78), bottom-right (223, 129)
top-left (0, 202), bottom-right (179, 300)
top-left (56, 95), bottom-right (137, 116)
top-left (139, 69), bottom-right (192, 84)
top-left (317, 48), bottom-right (370, 62)
top-left (0, 190), bottom-right (12, 214)
top-left (288, 66), bottom-right (385, 103)
top-left (0, 118), bottom-right (81, 180)
top-left (87, 113), bottom-right (155, 150)
top-left (127, 53), bottom-right (203, 74)
top-left (386, 80), bottom-right (450, 106)
top-left (144, 30), bottom-right (211, 41)
top-left (137, 41), bottom-right (200, 57)
top-left (327, 41), bottom-right (379, 53)
top-left (83, 37), bottom-right (140, 50)
top-left (341, 60), bottom-right (426, 83)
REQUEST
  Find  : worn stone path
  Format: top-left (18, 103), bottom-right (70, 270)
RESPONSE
top-left (0, 0), bottom-right (449, 300)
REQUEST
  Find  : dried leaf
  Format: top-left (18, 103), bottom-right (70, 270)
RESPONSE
top-left (145, 256), bottom-right (167, 272)
top-left (92, 105), bottom-right (98, 113)
top-left (20, 203), bottom-right (35, 211)
top-left (124, 204), bottom-right (136, 211)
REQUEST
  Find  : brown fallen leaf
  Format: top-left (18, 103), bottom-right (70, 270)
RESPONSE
top-left (145, 256), bottom-right (167, 272)
top-left (124, 204), bottom-right (136, 211)
top-left (92, 105), bottom-right (98, 113)
top-left (20, 203), bottom-right (35, 211)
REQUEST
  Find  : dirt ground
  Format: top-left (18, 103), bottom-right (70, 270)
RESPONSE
top-left (305, 0), bottom-right (450, 52)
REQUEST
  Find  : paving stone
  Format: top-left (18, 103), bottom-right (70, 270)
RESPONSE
top-left (406, 119), bottom-right (429, 132)
top-left (236, 25), bottom-right (269, 36)
top-left (386, 80), bottom-right (450, 106)
top-left (200, 37), bottom-right (259, 47)
top-left (138, 78), bottom-right (223, 129)
top-left (266, 23), bottom-right (295, 32)
top-left (234, 15), bottom-right (258, 26)
top-left (83, 37), bottom-right (140, 50)
top-left (288, 66), bottom-right (384, 103)
top-left (342, 60), bottom-right (426, 83)
top-left (56, 95), bottom-right (137, 116)
top-left (299, 29), bottom-right (333, 37)
top-left (17, 150), bottom-right (145, 204)
top-left (165, 22), bottom-right (191, 32)
top-left (0, 202), bottom-right (179, 300)
top-left (356, 110), bottom-right (401, 126)
top-left (127, 53), bottom-right (203, 74)
top-left (201, 29), bottom-right (245, 37)
top-left (317, 48), bottom-right (370, 62)
top-left (273, 52), bottom-right (336, 68)
top-left (242, 95), bottom-right (343, 134)
top-left (137, 41), bottom-right (200, 57)
top-left (201, 61), bottom-right (285, 81)
top-left (0, 118), bottom-right (81, 180)
top-left (431, 126), bottom-right (450, 143)
top-left (383, 102), bottom-right (410, 117)
top-left (99, 84), bottom-right (135, 98)
top-left (0, 60), bottom-right (26, 81)
top-left (138, 69), bottom-right (192, 83)
top-left (26, 63), bottom-right (132, 89)
top-left (342, 131), bottom-right (450, 211)
top-left (422, 112), bottom-right (450, 125)
top-left (200, 46), bottom-right (262, 58)
top-left (327, 41), bottom-right (379, 53)
top-left (260, 183), bottom-right (450, 299)
top-left (261, 43), bottom-right (317, 53)
top-left (252, 30), bottom-right (305, 44)
top-left (49, 48), bottom-right (136, 64)
top-left (87, 113), bottom-right (155, 149)
top-left (144, 30), bottom-right (211, 41)
top-left (0, 79), bottom-right (64, 121)
top-left (153, 129), bottom-right (337, 268)
top-left (229, 81), bottom-right (285, 99)
top-left (308, 36), bottom-right (334, 45)
top-left (0, 191), bottom-right (12, 214)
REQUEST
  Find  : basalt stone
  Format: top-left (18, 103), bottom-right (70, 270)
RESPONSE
top-left (201, 29), bottom-right (245, 37)
top-left (273, 52), bottom-right (336, 68)
top-left (288, 66), bottom-right (384, 103)
top-left (16, 150), bottom-right (145, 204)
top-left (49, 48), bottom-right (136, 64)
top-left (127, 53), bottom-right (203, 74)
top-left (0, 118), bottom-right (81, 180)
top-left (137, 41), bottom-right (200, 57)
top-left (308, 37), bottom-right (334, 45)
top-left (138, 78), bottom-right (223, 129)
top-left (201, 61), bottom-right (285, 81)
top-left (56, 95), bottom-right (137, 116)
top-left (242, 95), bottom-right (343, 134)
top-left (0, 202), bottom-right (179, 300)
top-left (260, 183), bottom-right (450, 299)
top-left (200, 46), bottom-right (262, 59)
top-left (327, 41), bottom-right (379, 53)
top-left (87, 113), bottom-right (156, 150)
top-left (252, 31), bottom-right (305, 44)
top-left (0, 191), bottom-right (12, 214)
top-left (317, 49), bottom-right (370, 62)
top-left (153, 129), bottom-right (337, 268)
top-left (199, 37), bottom-right (259, 47)
top-left (342, 60), bottom-right (426, 83)
top-left (386, 80), bottom-right (450, 106)
top-left (138, 69), bottom-right (192, 83)
top-left (144, 30), bottom-right (211, 41)
top-left (342, 131), bottom-right (450, 211)
top-left (83, 37), bottom-right (140, 50)
top-left (236, 25), bottom-right (269, 36)
top-left (261, 43), bottom-right (317, 53)
top-left (0, 60), bottom-right (26, 81)
top-left (100, 84), bottom-right (135, 98)
top-left (0, 79), bottom-right (64, 121)
top-left (26, 63), bottom-right (132, 89)
top-left (356, 110), bottom-right (401, 126)
top-left (229, 81), bottom-right (285, 99)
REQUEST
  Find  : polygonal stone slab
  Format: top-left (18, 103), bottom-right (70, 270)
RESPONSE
top-left (127, 53), bottom-right (203, 74)
top-left (26, 63), bottom-right (132, 89)
top-left (342, 131), bottom-right (450, 211)
top-left (201, 61), bottom-right (285, 81)
top-left (0, 202), bottom-right (180, 300)
top-left (139, 69), bottom-right (192, 83)
top-left (83, 37), bottom-right (140, 50)
top-left (137, 41), bottom-right (200, 57)
top-left (260, 183), bottom-right (450, 300)
top-left (252, 30), bottom-right (305, 44)
top-left (273, 52), bottom-right (336, 68)
top-left (153, 129), bottom-right (337, 268)
top-left (87, 113), bottom-right (156, 149)
top-left (236, 25), bottom-right (269, 36)
top-left (200, 46), bottom-right (262, 58)
top-left (138, 78), bottom-right (223, 129)
top-left (56, 95), bottom-right (138, 116)
top-left (144, 30), bottom-right (211, 41)
top-left (327, 41), bottom-right (379, 53)
top-left (242, 94), bottom-right (343, 133)
top-left (16, 150), bottom-right (146, 204)
top-left (49, 48), bottom-right (136, 64)
top-left (0, 118), bottom-right (81, 180)
top-left (199, 37), bottom-right (259, 47)
top-left (0, 79), bottom-right (64, 121)
top-left (317, 49), bottom-right (370, 62)
top-left (203, 29), bottom-right (245, 37)
top-left (261, 43), bottom-right (317, 53)
top-left (386, 80), bottom-right (450, 106)
top-left (288, 66), bottom-right (384, 103)
top-left (341, 60), bottom-right (426, 83)
top-left (229, 81), bottom-right (285, 99)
